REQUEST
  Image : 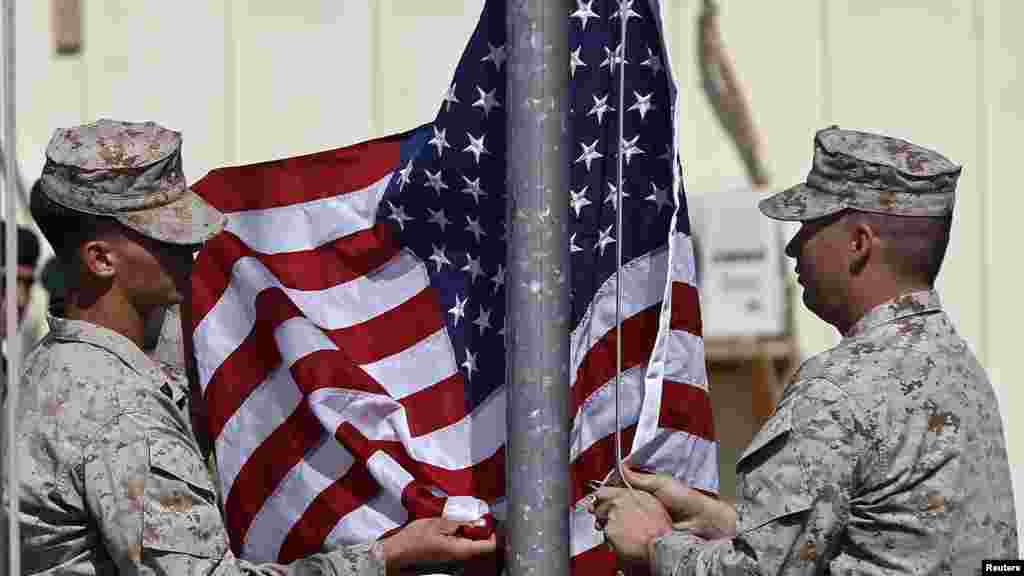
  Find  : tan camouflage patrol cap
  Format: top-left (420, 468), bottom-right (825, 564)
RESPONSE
top-left (759, 126), bottom-right (961, 222)
top-left (37, 119), bottom-right (225, 246)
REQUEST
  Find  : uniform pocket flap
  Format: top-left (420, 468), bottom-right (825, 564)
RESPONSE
top-left (147, 433), bottom-right (216, 498)
top-left (144, 433), bottom-right (228, 558)
top-left (737, 403), bottom-right (793, 467)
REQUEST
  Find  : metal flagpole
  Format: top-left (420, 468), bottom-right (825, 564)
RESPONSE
top-left (506, 1), bottom-right (571, 574)
top-left (2, 0), bottom-right (19, 572)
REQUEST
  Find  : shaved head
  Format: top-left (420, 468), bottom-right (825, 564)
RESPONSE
top-left (844, 211), bottom-right (952, 286)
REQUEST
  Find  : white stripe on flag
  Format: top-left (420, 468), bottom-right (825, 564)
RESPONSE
top-left (308, 386), bottom-right (506, 470)
top-left (216, 363), bottom-right (302, 493)
top-left (195, 249), bottom-right (428, 391)
top-left (361, 328), bottom-right (458, 399)
top-left (224, 172), bottom-right (393, 254)
top-left (630, 428), bottom-right (719, 494)
top-left (242, 438), bottom-right (356, 562)
top-left (663, 329), bottom-right (708, 390)
top-left (324, 492), bottom-right (405, 547)
top-left (570, 365), bottom-right (645, 461)
top-left (277, 316), bottom-right (338, 366)
top-left (569, 238), bottom-right (698, 388)
top-left (570, 504), bottom-right (605, 557)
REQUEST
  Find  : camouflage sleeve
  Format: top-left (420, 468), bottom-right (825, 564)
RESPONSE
top-left (648, 377), bottom-right (859, 575)
top-left (81, 411), bottom-right (386, 576)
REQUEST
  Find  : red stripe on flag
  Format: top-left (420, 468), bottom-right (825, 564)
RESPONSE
top-left (572, 547), bottom-right (625, 576)
top-left (658, 381), bottom-right (715, 441)
top-left (192, 136), bottom-right (403, 213)
top-left (670, 282), bottom-right (703, 336)
top-left (191, 233), bottom-right (241, 334)
top-left (203, 288), bottom-right (301, 440)
top-left (329, 287), bottom-right (446, 366)
top-left (572, 305), bottom-right (661, 413)
top-left (277, 463), bottom-right (379, 563)
top-left (335, 423), bottom-right (506, 502)
top-left (397, 373), bottom-right (469, 438)
top-left (190, 225), bottom-right (401, 335)
top-left (224, 401), bottom-right (323, 553)
top-left (570, 425), bottom-right (637, 505)
top-left (291, 349), bottom-right (389, 396)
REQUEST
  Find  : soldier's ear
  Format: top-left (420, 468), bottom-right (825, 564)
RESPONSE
top-left (848, 219), bottom-right (876, 275)
top-left (80, 239), bottom-right (118, 280)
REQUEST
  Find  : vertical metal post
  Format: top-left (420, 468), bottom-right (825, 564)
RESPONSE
top-left (2, 0), bottom-right (18, 573)
top-left (506, 1), bottom-right (570, 575)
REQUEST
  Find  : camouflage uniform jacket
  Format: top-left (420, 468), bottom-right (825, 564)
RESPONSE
top-left (650, 290), bottom-right (1018, 575)
top-left (12, 315), bottom-right (385, 575)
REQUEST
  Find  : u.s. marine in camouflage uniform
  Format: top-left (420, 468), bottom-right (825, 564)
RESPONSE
top-left (10, 119), bottom-right (495, 575)
top-left (592, 127), bottom-right (1017, 574)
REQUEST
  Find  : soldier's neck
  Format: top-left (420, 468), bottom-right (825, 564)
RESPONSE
top-left (840, 273), bottom-right (931, 336)
top-left (65, 289), bottom-right (148, 350)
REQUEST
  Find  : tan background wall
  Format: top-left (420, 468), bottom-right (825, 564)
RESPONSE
top-left (11, 0), bottom-right (1023, 551)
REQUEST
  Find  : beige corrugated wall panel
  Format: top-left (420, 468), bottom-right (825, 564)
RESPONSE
top-left (825, 0), bottom-right (985, 354)
top-left (17, 0), bottom-right (87, 184)
top-left (664, 0), bottom-right (825, 497)
top-left (664, 1), bottom-right (835, 360)
top-left (228, 1), bottom-right (375, 164)
top-left (983, 0), bottom-right (1024, 551)
top-left (372, 1), bottom-right (484, 136)
top-left (80, 1), bottom-right (229, 183)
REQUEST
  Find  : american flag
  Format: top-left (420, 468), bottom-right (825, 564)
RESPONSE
top-left (189, 0), bottom-right (717, 571)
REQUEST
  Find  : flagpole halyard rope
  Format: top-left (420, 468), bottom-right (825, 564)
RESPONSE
top-left (614, 1), bottom-right (633, 492)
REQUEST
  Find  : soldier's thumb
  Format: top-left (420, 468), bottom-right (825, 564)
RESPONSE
top-left (622, 464), bottom-right (664, 493)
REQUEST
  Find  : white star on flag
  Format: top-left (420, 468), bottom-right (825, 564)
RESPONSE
top-left (397, 159), bottom-right (414, 192)
top-left (461, 175), bottom-right (487, 204)
top-left (587, 94), bottom-right (614, 126)
top-left (576, 139), bottom-right (603, 171)
top-left (570, 232), bottom-right (583, 253)
top-left (461, 348), bottom-right (478, 381)
top-left (621, 135), bottom-right (644, 165)
top-left (464, 132), bottom-right (490, 164)
top-left (570, 45), bottom-right (587, 79)
top-left (472, 86), bottom-right (502, 118)
top-left (473, 307), bottom-right (492, 335)
top-left (427, 207), bottom-right (451, 232)
top-left (448, 293), bottom-right (468, 327)
top-left (628, 91), bottom-right (656, 121)
top-left (429, 244), bottom-right (453, 272)
top-left (596, 224), bottom-right (616, 256)
top-left (642, 46), bottom-right (664, 75)
top-left (481, 42), bottom-right (506, 70)
top-left (490, 264), bottom-right (505, 294)
top-left (571, 0), bottom-right (599, 31)
top-left (600, 44), bottom-right (628, 71)
top-left (465, 215), bottom-right (487, 243)
top-left (658, 144), bottom-right (674, 163)
top-left (387, 201), bottom-right (413, 231)
top-left (646, 182), bottom-right (672, 212)
top-left (428, 126), bottom-right (452, 158)
top-left (424, 169), bottom-right (449, 195)
top-left (611, 0), bottom-right (642, 21)
top-left (443, 83), bottom-right (459, 112)
top-left (604, 182), bottom-right (631, 211)
top-left (462, 254), bottom-right (485, 284)
top-left (570, 185), bottom-right (592, 217)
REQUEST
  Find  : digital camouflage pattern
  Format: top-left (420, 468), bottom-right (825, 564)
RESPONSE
top-left (758, 127), bottom-right (961, 222)
top-left (11, 315), bottom-right (385, 575)
top-left (37, 119), bottom-right (225, 246)
top-left (650, 290), bottom-right (1017, 575)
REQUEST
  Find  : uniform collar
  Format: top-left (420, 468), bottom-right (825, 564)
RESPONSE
top-left (46, 314), bottom-right (168, 382)
top-left (844, 289), bottom-right (942, 339)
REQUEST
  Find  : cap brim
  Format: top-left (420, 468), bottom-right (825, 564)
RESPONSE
top-left (117, 188), bottom-right (226, 246)
top-left (757, 183), bottom-right (846, 222)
